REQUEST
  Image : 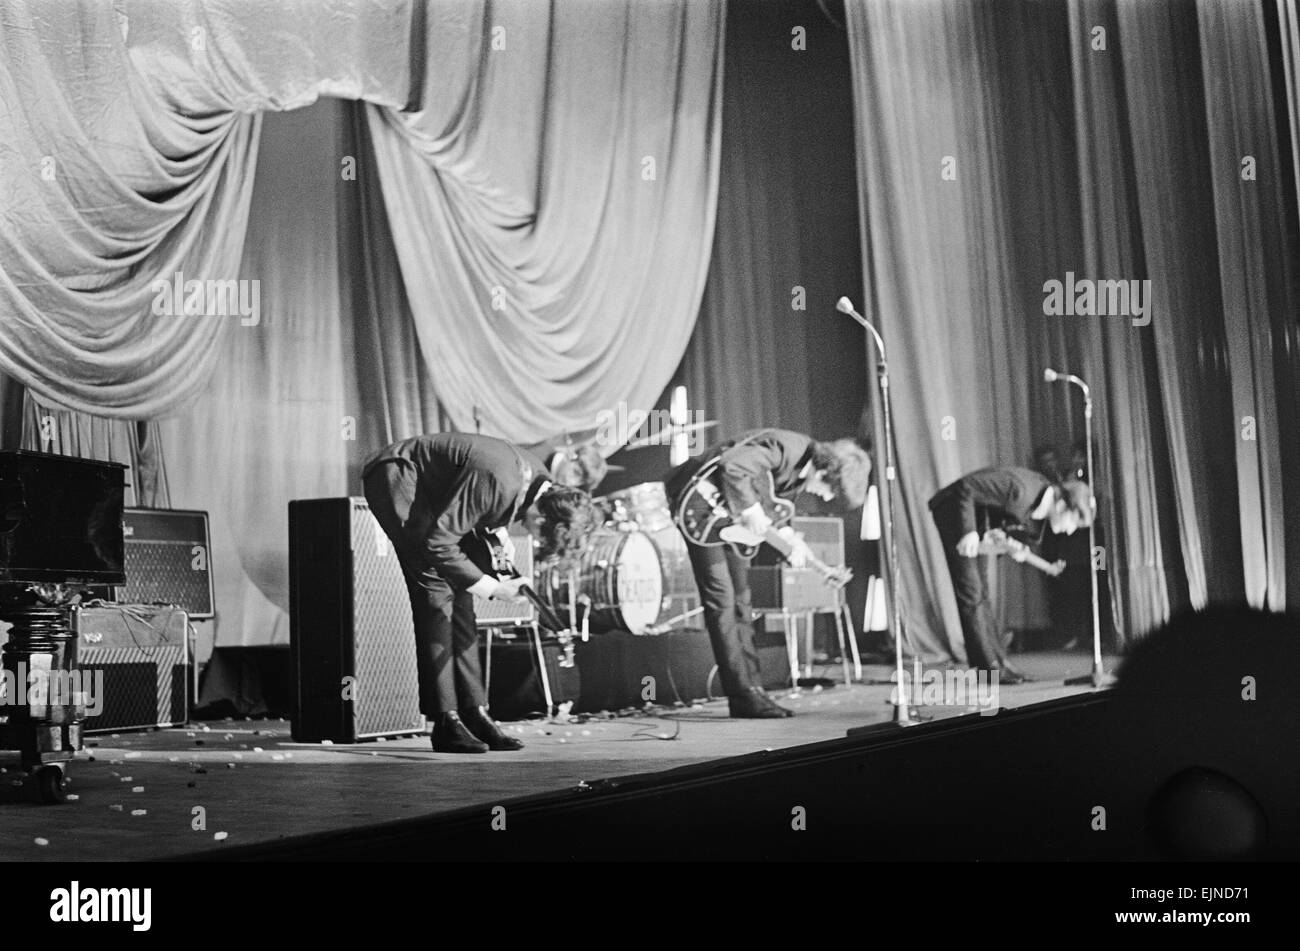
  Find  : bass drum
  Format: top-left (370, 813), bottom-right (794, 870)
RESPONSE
top-left (537, 528), bottom-right (664, 634)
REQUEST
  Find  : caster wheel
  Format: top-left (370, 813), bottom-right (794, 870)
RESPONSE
top-left (32, 766), bottom-right (67, 804)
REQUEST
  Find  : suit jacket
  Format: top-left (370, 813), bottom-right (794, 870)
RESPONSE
top-left (362, 433), bottom-right (547, 588)
top-left (665, 428), bottom-right (814, 513)
top-left (928, 466), bottom-right (1051, 543)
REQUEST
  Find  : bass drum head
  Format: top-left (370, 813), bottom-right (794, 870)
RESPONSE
top-left (537, 528), bottom-right (664, 635)
top-left (607, 530), bottom-right (663, 633)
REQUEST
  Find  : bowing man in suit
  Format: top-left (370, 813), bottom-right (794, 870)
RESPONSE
top-left (363, 433), bottom-right (599, 753)
top-left (928, 466), bottom-right (1093, 683)
top-left (665, 429), bottom-right (872, 718)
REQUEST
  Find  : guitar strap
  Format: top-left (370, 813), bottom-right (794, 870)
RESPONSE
top-left (681, 430), bottom-right (768, 502)
top-left (673, 430), bottom-right (777, 543)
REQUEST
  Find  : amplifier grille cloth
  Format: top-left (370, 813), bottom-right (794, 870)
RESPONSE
top-left (351, 502), bottom-right (424, 737)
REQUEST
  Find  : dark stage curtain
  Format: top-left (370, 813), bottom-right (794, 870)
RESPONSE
top-left (846, 0), bottom-right (1300, 661)
top-left (684, 0), bottom-right (868, 443)
top-left (678, 0), bottom-right (876, 642)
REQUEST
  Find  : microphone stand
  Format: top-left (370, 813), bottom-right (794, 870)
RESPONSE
top-left (1046, 371), bottom-right (1113, 689)
top-left (841, 305), bottom-right (917, 725)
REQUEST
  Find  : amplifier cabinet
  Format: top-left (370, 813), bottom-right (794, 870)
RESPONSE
top-left (472, 532), bottom-right (536, 627)
top-left (117, 508), bottom-right (215, 618)
top-left (750, 516), bottom-right (846, 614)
top-left (289, 498), bottom-right (425, 743)
top-left (749, 566), bottom-right (844, 613)
top-left (73, 605), bottom-right (189, 734)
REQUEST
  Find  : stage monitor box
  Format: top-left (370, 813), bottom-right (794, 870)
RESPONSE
top-left (289, 498), bottom-right (425, 743)
top-left (73, 605), bottom-right (189, 734)
top-left (0, 450), bottom-right (126, 586)
top-left (116, 508), bottom-right (215, 618)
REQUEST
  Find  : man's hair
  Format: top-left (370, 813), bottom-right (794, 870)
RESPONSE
top-left (534, 485), bottom-right (600, 569)
top-left (1058, 479), bottom-right (1095, 526)
top-left (809, 438), bottom-right (873, 509)
top-left (555, 445), bottom-right (608, 494)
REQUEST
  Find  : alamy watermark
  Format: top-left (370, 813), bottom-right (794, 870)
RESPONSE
top-left (1, 663), bottom-right (104, 717)
top-left (151, 270), bottom-right (260, 326)
top-left (890, 667), bottom-right (1001, 716)
top-left (50, 882), bottom-right (151, 931)
top-left (1042, 272), bottom-right (1151, 327)
top-left (594, 403), bottom-right (708, 455)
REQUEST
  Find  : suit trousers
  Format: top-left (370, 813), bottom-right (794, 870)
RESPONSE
top-left (362, 460), bottom-right (487, 716)
top-left (685, 539), bottom-right (764, 697)
top-left (931, 499), bottom-right (1008, 670)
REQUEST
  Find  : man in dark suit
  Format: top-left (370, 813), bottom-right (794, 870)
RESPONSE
top-left (665, 429), bottom-right (871, 718)
top-left (363, 433), bottom-right (599, 753)
top-left (928, 466), bottom-right (1093, 683)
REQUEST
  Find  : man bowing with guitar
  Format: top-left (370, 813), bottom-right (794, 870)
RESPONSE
top-left (928, 466), bottom-right (1093, 684)
top-left (667, 430), bottom-right (872, 718)
top-left (363, 433), bottom-right (599, 753)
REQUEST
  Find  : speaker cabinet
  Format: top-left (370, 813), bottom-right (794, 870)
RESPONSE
top-left (117, 508), bottom-right (215, 618)
top-left (288, 498), bottom-right (425, 743)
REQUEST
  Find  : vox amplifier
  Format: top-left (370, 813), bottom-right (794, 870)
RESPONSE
top-left (73, 605), bottom-right (189, 734)
top-left (750, 516), bottom-right (846, 613)
top-left (116, 508), bottom-right (215, 618)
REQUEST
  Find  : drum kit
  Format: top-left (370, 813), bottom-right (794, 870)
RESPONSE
top-left (533, 419), bottom-right (717, 636)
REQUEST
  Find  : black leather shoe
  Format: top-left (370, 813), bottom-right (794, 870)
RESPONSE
top-left (996, 669), bottom-right (1031, 685)
top-left (430, 711), bottom-right (489, 753)
top-left (729, 687), bottom-right (794, 719)
top-left (459, 706), bottom-right (525, 751)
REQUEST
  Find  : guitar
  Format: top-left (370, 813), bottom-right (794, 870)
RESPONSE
top-left (675, 473), bottom-right (853, 589)
top-left (483, 530), bottom-right (571, 632)
top-left (979, 528), bottom-right (1066, 577)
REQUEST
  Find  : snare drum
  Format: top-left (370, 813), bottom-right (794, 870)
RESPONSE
top-left (599, 482), bottom-right (673, 533)
top-left (537, 528), bottom-right (664, 634)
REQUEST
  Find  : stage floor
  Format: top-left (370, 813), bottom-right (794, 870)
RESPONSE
top-left (1, 652), bottom-right (1109, 861)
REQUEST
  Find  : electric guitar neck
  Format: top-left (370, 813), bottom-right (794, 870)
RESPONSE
top-left (979, 529), bottom-right (1066, 577)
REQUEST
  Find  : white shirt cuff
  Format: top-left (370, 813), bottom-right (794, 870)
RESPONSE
top-left (468, 576), bottom-right (500, 600)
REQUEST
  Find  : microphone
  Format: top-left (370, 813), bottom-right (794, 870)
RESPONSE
top-left (1043, 366), bottom-right (1091, 402)
top-left (835, 295), bottom-right (886, 358)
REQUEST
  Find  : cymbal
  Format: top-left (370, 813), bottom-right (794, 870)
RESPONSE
top-left (528, 426), bottom-right (604, 452)
top-left (624, 419), bottom-right (718, 450)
